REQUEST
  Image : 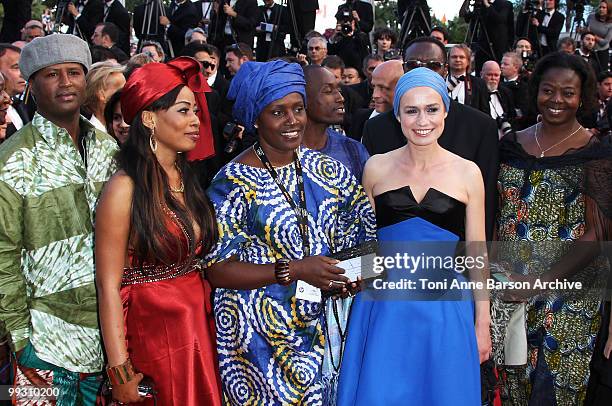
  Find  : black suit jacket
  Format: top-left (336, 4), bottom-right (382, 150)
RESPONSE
top-left (348, 107), bottom-right (374, 141)
top-left (166, 1), bottom-right (200, 57)
top-left (349, 80), bottom-right (372, 109)
top-left (361, 102), bottom-right (499, 240)
top-left (296, 0), bottom-right (318, 12)
top-left (69, 0), bottom-right (104, 43)
top-left (6, 99), bottom-right (34, 138)
top-left (256, 4), bottom-right (290, 61)
top-left (209, 0), bottom-right (259, 48)
top-left (537, 10), bottom-right (565, 50)
top-left (337, 2), bottom-right (374, 34)
top-left (0, 0), bottom-right (31, 43)
top-left (516, 8), bottom-right (543, 52)
top-left (491, 86), bottom-right (516, 121)
top-left (465, 75), bottom-right (490, 115)
top-left (104, 0), bottom-right (131, 55)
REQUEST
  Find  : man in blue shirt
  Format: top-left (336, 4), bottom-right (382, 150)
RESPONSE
top-left (302, 65), bottom-right (370, 182)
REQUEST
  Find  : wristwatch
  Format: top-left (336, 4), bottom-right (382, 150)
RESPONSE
top-left (275, 258), bottom-right (292, 286)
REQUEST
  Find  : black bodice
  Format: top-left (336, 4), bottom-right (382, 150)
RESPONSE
top-left (374, 186), bottom-right (466, 240)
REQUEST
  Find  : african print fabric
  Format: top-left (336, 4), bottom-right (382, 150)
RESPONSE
top-left (495, 136), bottom-right (610, 405)
top-left (0, 113), bottom-right (118, 372)
top-left (206, 147), bottom-right (376, 405)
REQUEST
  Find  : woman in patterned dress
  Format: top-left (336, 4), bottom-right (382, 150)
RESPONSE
top-left (205, 60), bottom-right (376, 405)
top-left (493, 52), bottom-right (612, 405)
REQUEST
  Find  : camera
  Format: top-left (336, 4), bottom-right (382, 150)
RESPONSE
top-left (596, 117), bottom-right (610, 135)
top-left (523, 0), bottom-right (539, 13)
top-left (496, 115), bottom-right (513, 137)
top-left (383, 48), bottom-right (403, 61)
top-left (520, 51), bottom-right (536, 73)
top-left (336, 5), bottom-right (355, 36)
top-left (223, 122), bottom-right (242, 154)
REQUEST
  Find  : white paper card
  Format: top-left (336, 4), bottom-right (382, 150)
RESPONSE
top-left (337, 257), bottom-right (363, 281)
top-left (295, 280), bottom-right (321, 302)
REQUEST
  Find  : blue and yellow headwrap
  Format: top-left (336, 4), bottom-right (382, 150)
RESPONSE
top-left (393, 67), bottom-right (450, 118)
top-left (227, 60), bottom-right (306, 133)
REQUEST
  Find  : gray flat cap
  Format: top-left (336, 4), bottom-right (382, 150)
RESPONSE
top-left (20, 34), bottom-right (92, 81)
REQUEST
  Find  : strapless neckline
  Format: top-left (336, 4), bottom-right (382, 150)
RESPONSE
top-left (375, 185), bottom-right (466, 207)
top-left (374, 185), bottom-right (466, 239)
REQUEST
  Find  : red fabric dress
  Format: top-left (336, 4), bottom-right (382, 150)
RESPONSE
top-left (120, 213), bottom-right (222, 406)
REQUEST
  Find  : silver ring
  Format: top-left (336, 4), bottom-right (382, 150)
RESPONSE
top-left (328, 281), bottom-right (334, 289)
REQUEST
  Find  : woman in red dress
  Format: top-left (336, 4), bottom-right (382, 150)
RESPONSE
top-left (95, 57), bottom-right (222, 405)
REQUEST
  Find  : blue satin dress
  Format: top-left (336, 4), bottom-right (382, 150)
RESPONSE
top-left (337, 186), bottom-right (481, 406)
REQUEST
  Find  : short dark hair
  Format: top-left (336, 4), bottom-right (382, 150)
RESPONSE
top-left (321, 55), bottom-right (345, 70)
top-left (580, 30), bottom-right (596, 41)
top-left (597, 70), bottom-right (612, 83)
top-left (430, 26), bottom-right (449, 42)
top-left (225, 42), bottom-right (253, 61)
top-left (404, 36), bottom-right (447, 63)
top-left (101, 22), bottom-right (120, 44)
top-left (513, 37), bottom-right (533, 49)
top-left (0, 43), bottom-right (21, 58)
top-left (182, 42), bottom-right (218, 59)
top-left (557, 36), bottom-right (575, 50)
top-left (528, 51), bottom-right (597, 117)
top-left (373, 27), bottom-right (398, 46)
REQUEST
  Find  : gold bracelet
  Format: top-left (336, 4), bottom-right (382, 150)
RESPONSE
top-left (106, 358), bottom-right (136, 386)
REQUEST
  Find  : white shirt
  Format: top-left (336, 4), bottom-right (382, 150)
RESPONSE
top-left (6, 105), bottom-right (23, 131)
top-left (488, 91), bottom-right (504, 120)
top-left (207, 71), bottom-right (217, 87)
top-left (447, 75), bottom-right (465, 104)
top-left (540, 10), bottom-right (554, 46)
top-left (89, 115), bottom-right (106, 133)
top-left (224, 0), bottom-right (239, 36)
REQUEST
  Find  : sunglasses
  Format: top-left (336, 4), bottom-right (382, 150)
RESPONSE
top-left (201, 61), bottom-right (216, 70)
top-left (403, 60), bottom-right (445, 73)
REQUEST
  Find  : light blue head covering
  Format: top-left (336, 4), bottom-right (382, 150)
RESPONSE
top-left (227, 60), bottom-right (306, 133)
top-left (393, 67), bottom-right (450, 118)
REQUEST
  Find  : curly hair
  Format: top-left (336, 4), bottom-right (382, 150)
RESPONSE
top-left (528, 51), bottom-right (598, 117)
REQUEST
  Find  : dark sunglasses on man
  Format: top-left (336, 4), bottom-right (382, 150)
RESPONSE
top-left (201, 61), bottom-right (216, 70)
top-left (403, 60), bottom-right (445, 73)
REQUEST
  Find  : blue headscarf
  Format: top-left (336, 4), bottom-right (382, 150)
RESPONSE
top-left (227, 60), bottom-right (306, 133)
top-left (393, 67), bottom-right (450, 118)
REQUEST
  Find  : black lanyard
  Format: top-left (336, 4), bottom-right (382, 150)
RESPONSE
top-left (253, 142), bottom-right (310, 256)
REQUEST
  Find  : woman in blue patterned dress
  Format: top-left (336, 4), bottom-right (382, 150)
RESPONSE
top-left (205, 60), bottom-right (376, 405)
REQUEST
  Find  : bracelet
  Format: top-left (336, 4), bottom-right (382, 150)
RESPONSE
top-left (275, 258), bottom-right (292, 286)
top-left (106, 358), bottom-right (136, 386)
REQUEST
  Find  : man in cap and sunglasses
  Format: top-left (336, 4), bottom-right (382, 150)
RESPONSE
top-left (361, 36), bottom-right (499, 240)
top-left (0, 34), bottom-right (118, 404)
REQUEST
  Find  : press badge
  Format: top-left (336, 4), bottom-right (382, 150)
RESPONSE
top-left (295, 280), bottom-right (322, 302)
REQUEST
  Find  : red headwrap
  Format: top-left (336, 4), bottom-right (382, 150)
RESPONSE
top-left (121, 57), bottom-right (215, 160)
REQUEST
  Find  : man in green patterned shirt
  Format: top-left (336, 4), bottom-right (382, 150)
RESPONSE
top-left (0, 34), bottom-right (118, 404)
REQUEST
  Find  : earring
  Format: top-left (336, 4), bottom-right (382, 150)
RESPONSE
top-left (149, 127), bottom-right (157, 153)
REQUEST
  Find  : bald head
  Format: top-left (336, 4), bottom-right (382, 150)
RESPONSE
top-left (371, 60), bottom-right (404, 113)
top-left (481, 60), bottom-right (501, 92)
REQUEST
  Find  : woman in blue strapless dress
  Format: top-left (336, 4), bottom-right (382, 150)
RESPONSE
top-left (337, 68), bottom-right (492, 406)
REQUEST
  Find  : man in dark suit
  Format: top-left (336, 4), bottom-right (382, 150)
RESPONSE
top-left (534, 0), bottom-right (564, 56)
top-left (158, 0), bottom-right (200, 57)
top-left (91, 22), bottom-right (129, 63)
top-left (575, 31), bottom-right (602, 76)
top-left (102, 0), bottom-right (130, 55)
top-left (515, 0), bottom-right (544, 56)
top-left (66, 0), bottom-right (104, 44)
top-left (447, 44), bottom-right (490, 115)
top-left (336, 0), bottom-right (374, 34)
top-left (0, 0), bottom-right (31, 43)
top-left (208, 0), bottom-right (259, 50)
top-left (460, 0), bottom-right (514, 73)
top-left (0, 44), bottom-right (32, 137)
top-left (256, 0), bottom-right (290, 61)
top-left (500, 51), bottom-right (532, 129)
top-left (361, 37), bottom-right (499, 240)
top-left (481, 60), bottom-right (516, 137)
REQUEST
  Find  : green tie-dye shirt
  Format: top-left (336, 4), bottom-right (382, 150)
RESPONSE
top-left (0, 113), bottom-right (118, 373)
